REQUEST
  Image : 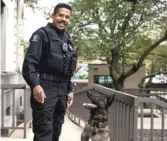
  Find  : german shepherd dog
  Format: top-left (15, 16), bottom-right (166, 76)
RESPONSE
top-left (81, 91), bottom-right (115, 141)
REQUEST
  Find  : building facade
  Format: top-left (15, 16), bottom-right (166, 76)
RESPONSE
top-left (1, 0), bottom-right (25, 132)
top-left (88, 63), bottom-right (146, 88)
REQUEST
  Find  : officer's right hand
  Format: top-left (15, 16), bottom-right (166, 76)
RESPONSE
top-left (33, 85), bottom-right (46, 103)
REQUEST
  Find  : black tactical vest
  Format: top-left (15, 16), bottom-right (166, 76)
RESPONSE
top-left (40, 27), bottom-right (77, 76)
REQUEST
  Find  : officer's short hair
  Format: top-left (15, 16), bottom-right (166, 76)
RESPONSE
top-left (53, 3), bottom-right (72, 14)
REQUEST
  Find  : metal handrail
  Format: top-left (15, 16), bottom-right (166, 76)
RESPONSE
top-left (133, 97), bottom-right (167, 141)
top-left (69, 84), bottom-right (167, 141)
top-left (1, 84), bottom-right (32, 138)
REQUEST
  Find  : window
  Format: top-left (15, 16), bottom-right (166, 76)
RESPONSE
top-left (94, 75), bottom-right (113, 88)
top-left (20, 96), bottom-right (22, 106)
top-left (6, 107), bottom-right (10, 116)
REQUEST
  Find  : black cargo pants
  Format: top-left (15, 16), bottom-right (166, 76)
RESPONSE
top-left (30, 79), bottom-right (68, 141)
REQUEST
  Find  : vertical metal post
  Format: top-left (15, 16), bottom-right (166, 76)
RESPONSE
top-left (122, 103), bottom-right (126, 141)
top-left (24, 88), bottom-right (27, 138)
top-left (129, 106), bottom-right (134, 141)
top-left (126, 105), bottom-right (130, 141)
top-left (119, 102), bottom-right (123, 141)
top-left (1, 90), bottom-right (4, 128)
top-left (116, 100), bottom-right (119, 141)
top-left (140, 103), bottom-right (144, 141)
top-left (133, 105), bottom-right (138, 141)
top-left (150, 103), bottom-right (153, 141)
top-left (111, 100), bottom-right (115, 141)
top-left (12, 89), bottom-right (16, 127)
top-left (161, 108), bottom-right (164, 141)
top-left (112, 100), bottom-right (116, 141)
top-left (118, 101), bottom-right (121, 141)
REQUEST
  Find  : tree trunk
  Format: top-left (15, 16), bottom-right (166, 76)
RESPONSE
top-left (110, 75), bottom-right (124, 90)
top-left (115, 80), bottom-right (124, 90)
top-left (109, 29), bottom-right (167, 91)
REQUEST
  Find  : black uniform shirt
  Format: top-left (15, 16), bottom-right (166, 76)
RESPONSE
top-left (22, 23), bottom-right (73, 92)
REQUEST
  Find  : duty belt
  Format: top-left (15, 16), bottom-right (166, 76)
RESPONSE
top-left (39, 73), bottom-right (69, 82)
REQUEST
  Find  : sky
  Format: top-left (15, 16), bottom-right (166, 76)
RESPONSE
top-left (24, 0), bottom-right (70, 41)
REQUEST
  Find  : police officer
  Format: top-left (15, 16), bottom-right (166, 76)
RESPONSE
top-left (22, 3), bottom-right (77, 141)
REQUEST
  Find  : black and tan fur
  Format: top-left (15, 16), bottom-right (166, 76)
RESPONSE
top-left (81, 91), bottom-right (115, 141)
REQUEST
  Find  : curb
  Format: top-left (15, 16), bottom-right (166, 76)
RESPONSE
top-left (67, 110), bottom-right (87, 129)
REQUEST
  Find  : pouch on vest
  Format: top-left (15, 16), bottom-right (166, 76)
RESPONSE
top-left (41, 27), bottom-right (77, 76)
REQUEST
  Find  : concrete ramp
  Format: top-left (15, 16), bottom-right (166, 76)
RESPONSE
top-left (1, 115), bottom-right (82, 141)
top-left (60, 115), bottom-right (82, 141)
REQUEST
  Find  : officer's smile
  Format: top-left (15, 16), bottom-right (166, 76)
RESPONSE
top-left (52, 8), bottom-right (71, 30)
top-left (58, 22), bottom-right (65, 28)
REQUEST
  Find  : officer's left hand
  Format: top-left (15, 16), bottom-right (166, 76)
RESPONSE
top-left (67, 92), bottom-right (74, 108)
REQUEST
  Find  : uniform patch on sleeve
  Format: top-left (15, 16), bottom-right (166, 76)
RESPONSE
top-left (31, 34), bottom-right (40, 42)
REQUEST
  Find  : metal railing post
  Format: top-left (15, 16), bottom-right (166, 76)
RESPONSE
top-left (1, 89), bottom-right (4, 128)
top-left (12, 89), bottom-right (16, 128)
top-left (24, 88), bottom-right (27, 138)
top-left (140, 103), bottom-right (144, 141)
top-left (133, 105), bottom-right (138, 141)
top-left (161, 108), bottom-right (164, 141)
top-left (150, 103), bottom-right (154, 141)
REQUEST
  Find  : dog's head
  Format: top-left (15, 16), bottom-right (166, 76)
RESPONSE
top-left (83, 91), bottom-right (115, 110)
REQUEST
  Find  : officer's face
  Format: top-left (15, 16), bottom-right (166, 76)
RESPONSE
top-left (52, 8), bottom-right (71, 31)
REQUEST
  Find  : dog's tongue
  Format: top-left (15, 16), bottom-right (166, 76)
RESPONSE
top-left (83, 103), bottom-right (97, 109)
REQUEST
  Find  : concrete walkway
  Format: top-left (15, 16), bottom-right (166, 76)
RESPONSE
top-left (1, 115), bottom-right (82, 141)
top-left (60, 115), bottom-right (82, 141)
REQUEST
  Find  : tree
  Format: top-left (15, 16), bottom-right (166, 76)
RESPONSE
top-left (69, 0), bottom-right (167, 90)
top-left (21, 0), bottom-right (40, 51)
top-left (138, 44), bottom-right (167, 88)
top-left (24, 0), bottom-right (40, 9)
top-left (21, 40), bottom-right (29, 55)
top-left (146, 45), bottom-right (167, 73)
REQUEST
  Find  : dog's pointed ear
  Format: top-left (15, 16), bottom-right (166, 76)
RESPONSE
top-left (106, 94), bottom-right (116, 108)
top-left (87, 91), bottom-right (92, 99)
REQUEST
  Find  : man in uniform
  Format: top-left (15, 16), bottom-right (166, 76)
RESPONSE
top-left (22, 3), bottom-right (77, 141)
